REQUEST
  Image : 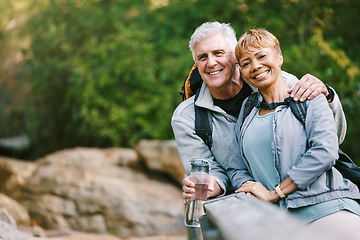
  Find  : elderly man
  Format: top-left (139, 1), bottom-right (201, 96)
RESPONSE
top-left (172, 21), bottom-right (346, 202)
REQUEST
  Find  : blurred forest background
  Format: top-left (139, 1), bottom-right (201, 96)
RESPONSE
top-left (0, 0), bottom-right (359, 162)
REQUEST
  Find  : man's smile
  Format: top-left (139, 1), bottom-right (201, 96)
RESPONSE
top-left (208, 70), bottom-right (222, 75)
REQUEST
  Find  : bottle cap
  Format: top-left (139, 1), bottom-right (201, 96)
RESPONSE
top-left (190, 158), bottom-right (210, 173)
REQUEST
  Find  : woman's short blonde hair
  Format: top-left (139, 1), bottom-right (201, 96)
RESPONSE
top-left (235, 29), bottom-right (281, 63)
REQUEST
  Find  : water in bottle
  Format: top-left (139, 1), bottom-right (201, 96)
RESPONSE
top-left (184, 159), bottom-right (210, 227)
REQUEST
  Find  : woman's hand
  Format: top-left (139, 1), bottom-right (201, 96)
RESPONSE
top-left (235, 181), bottom-right (279, 203)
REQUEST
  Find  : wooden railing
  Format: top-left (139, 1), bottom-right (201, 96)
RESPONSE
top-left (197, 193), bottom-right (342, 240)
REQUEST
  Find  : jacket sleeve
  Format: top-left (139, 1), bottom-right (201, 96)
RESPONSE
top-left (328, 87), bottom-right (347, 144)
top-left (287, 94), bottom-right (339, 190)
top-left (171, 99), bottom-right (230, 195)
top-left (226, 104), bottom-right (255, 190)
top-left (282, 71), bottom-right (347, 144)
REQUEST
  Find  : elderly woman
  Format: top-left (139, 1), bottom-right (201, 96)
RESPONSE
top-left (227, 28), bottom-right (360, 238)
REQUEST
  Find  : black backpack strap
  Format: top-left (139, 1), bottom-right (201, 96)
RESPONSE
top-left (335, 149), bottom-right (360, 187)
top-left (241, 92), bottom-right (261, 126)
top-left (289, 100), bottom-right (307, 124)
top-left (194, 90), bottom-right (212, 149)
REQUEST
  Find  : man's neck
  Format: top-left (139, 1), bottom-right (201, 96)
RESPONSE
top-left (210, 69), bottom-right (243, 100)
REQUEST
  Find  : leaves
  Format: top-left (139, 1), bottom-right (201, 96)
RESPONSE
top-left (1, 0), bottom-right (359, 161)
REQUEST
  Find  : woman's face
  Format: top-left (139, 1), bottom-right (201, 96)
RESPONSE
top-left (238, 46), bottom-right (283, 90)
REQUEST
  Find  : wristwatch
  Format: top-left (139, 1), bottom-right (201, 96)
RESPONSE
top-left (325, 84), bottom-right (334, 102)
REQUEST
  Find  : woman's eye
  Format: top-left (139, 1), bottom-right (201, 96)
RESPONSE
top-left (259, 54), bottom-right (266, 59)
top-left (242, 62), bottom-right (250, 68)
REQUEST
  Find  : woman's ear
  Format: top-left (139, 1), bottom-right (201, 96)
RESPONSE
top-left (278, 52), bottom-right (283, 67)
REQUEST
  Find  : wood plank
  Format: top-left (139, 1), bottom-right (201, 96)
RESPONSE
top-left (203, 193), bottom-right (341, 240)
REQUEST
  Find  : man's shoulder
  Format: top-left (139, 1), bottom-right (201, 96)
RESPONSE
top-left (172, 96), bottom-right (196, 120)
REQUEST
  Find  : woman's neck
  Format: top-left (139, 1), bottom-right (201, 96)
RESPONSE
top-left (259, 79), bottom-right (289, 103)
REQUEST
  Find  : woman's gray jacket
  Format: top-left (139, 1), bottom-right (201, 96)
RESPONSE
top-left (227, 92), bottom-right (359, 209)
top-left (171, 71), bottom-right (347, 196)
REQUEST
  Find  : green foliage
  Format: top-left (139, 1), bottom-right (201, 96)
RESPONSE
top-left (20, 0), bottom-right (195, 157)
top-left (0, 0), bottom-right (29, 137)
top-left (1, 0), bottom-right (359, 161)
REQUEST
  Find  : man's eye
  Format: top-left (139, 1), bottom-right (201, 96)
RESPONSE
top-left (215, 52), bottom-right (223, 56)
top-left (259, 54), bottom-right (266, 59)
top-left (198, 55), bottom-right (206, 61)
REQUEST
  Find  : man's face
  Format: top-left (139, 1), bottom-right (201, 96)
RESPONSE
top-left (194, 32), bottom-right (237, 91)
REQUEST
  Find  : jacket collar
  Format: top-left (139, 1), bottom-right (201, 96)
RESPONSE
top-left (195, 82), bottom-right (226, 114)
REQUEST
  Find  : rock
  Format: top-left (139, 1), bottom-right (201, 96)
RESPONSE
top-left (0, 147), bottom-right (185, 238)
top-left (46, 229), bottom-right (187, 240)
top-left (135, 140), bottom-right (185, 183)
top-left (0, 194), bottom-right (48, 238)
top-left (0, 219), bottom-right (55, 240)
top-left (56, 235), bottom-right (120, 240)
top-left (0, 156), bottom-right (37, 194)
top-left (125, 232), bottom-right (187, 240)
top-left (0, 193), bottom-right (31, 226)
top-left (18, 224), bottom-right (48, 238)
top-left (47, 230), bottom-right (121, 240)
top-left (43, 229), bottom-right (122, 239)
top-left (0, 207), bottom-right (17, 227)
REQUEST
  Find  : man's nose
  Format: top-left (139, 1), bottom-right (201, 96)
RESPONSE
top-left (207, 55), bottom-right (217, 67)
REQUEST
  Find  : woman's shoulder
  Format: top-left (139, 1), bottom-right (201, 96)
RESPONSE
top-left (307, 93), bottom-right (328, 108)
top-left (282, 71), bottom-right (299, 88)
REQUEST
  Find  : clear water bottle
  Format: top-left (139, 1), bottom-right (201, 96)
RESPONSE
top-left (185, 158), bottom-right (210, 227)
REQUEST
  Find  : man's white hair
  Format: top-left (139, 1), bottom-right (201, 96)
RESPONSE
top-left (189, 21), bottom-right (237, 61)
